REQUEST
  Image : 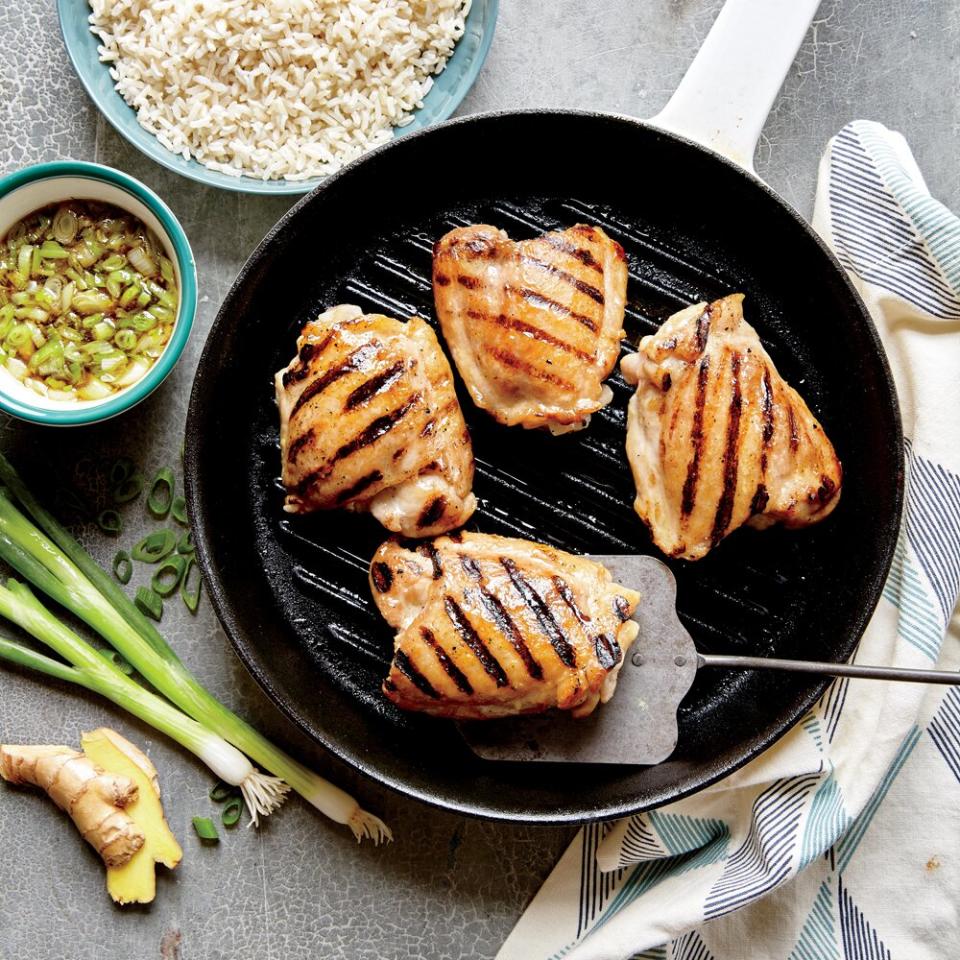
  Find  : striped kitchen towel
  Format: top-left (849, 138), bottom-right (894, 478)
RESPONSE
top-left (497, 120), bottom-right (960, 960)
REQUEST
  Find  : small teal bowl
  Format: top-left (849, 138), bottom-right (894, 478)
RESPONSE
top-left (0, 161), bottom-right (197, 426)
top-left (58, 0), bottom-right (498, 196)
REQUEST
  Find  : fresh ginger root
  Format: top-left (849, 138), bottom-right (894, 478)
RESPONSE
top-left (0, 743), bottom-right (145, 867)
top-left (0, 729), bottom-right (182, 905)
top-left (81, 728), bottom-right (182, 905)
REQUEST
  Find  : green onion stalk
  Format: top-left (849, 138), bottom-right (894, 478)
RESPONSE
top-left (0, 580), bottom-right (285, 822)
top-left (0, 455), bottom-right (390, 843)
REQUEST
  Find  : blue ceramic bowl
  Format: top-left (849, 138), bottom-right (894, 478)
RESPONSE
top-left (0, 161), bottom-right (197, 426)
top-left (58, 0), bottom-right (499, 195)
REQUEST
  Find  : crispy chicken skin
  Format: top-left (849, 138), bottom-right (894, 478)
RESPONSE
top-left (275, 305), bottom-right (477, 537)
top-left (370, 532), bottom-right (640, 719)
top-left (621, 294), bottom-right (842, 561)
top-left (432, 223), bottom-right (628, 433)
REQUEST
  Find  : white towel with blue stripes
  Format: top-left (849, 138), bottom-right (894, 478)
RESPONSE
top-left (497, 120), bottom-right (960, 960)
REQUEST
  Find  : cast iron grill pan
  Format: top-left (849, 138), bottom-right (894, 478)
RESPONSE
top-left (185, 113), bottom-right (902, 822)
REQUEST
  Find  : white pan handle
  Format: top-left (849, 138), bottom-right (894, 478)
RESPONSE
top-left (649, 0), bottom-right (822, 175)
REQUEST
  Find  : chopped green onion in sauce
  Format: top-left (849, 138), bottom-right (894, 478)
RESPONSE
top-left (0, 201), bottom-right (178, 402)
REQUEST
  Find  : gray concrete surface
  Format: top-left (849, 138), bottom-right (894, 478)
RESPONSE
top-left (0, 2), bottom-right (957, 958)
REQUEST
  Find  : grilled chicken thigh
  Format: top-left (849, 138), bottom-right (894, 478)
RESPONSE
top-left (276, 305), bottom-right (476, 536)
top-left (621, 294), bottom-right (842, 561)
top-left (433, 223), bottom-right (628, 433)
top-left (370, 532), bottom-right (640, 719)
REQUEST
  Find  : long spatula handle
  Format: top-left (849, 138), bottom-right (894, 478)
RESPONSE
top-left (698, 653), bottom-right (960, 685)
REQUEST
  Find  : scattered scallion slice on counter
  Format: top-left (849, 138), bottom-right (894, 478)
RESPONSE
top-left (97, 509), bottom-right (122, 536)
top-left (112, 550), bottom-right (132, 585)
top-left (147, 467), bottom-right (175, 519)
top-left (221, 797), bottom-right (244, 828)
top-left (171, 496), bottom-right (188, 526)
top-left (132, 529), bottom-right (176, 563)
top-left (134, 585), bottom-right (162, 621)
top-left (0, 454), bottom-right (391, 840)
top-left (112, 473), bottom-right (143, 504)
top-left (151, 555), bottom-right (186, 598)
top-left (176, 530), bottom-right (194, 555)
top-left (210, 780), bottom-right (236, 803)
top-left (180, 558), bottom-right (202, 614)
top-left (192, 817), bottom-right (219, 842)
top-left (109, 456), bottom-right (134, 487)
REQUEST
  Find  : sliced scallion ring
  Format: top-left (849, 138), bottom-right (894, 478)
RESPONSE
top-left (112, 473), bottom-right (143, 504)
top-left (131, 529), bottom-right (176, 563)
top-left (134, 585), bottom-right (162, 621)
top-left (109, 456), bottom-right (135, 487)
top-left (192, 816), bottom-right (219, 842)
top-left (176, 530), bottom-right (194, 555)
top-left (147, 467), bottom-right (175, 519)
top-left (209, 780), bottom-right (236, 803)
top-left (171, 495), bottom-right (188, 526)
top-left (112, 550), bottom-right (132, 584)
top-left (96, 509), bottom-right (122, 536)
top-left (151, 554), bottom-right (187, 597)
top-left (222, 796), bottom-right (244, 828)
top-left (181, 558), bottom-right (202, 614)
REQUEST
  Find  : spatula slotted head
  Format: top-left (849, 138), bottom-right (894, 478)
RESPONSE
top-left (458, 556), bottom-right (698, 765)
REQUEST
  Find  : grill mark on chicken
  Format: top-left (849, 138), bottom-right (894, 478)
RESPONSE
top-left (751, 484), bottom-right (770, 514)
top-left (541, 234), bottom-right (603, 272)
top-left (335, 469), bottom-right (383, 504)
top-left (434, 273), bottom-right (451, 286)
top-left (456, 274), bottom-right (480, 289)
top-left (420, 626), bottom-right (473, 695)
top-left (464, 308), bottom-right (594, 361)
top-left (695, 304), bottom-right (712, 354)
top-left (788, 405), bottom-right (800, 451)
top-left (613, 596), bottom-right (632, 621)
top-left (423, 542), bottom-right (443, 579)
top-left (711, 352), bottom-right (743, 545)
top-left (291, 393), bottom-right (421, 496)
top-left (760, 368), bottom-right (775, 445)
top-left (393, 649), bottom-right (440, 699)
top-left (417, 496), bottom-right (447, 529)
top-left (443, 596), bottom-right (509, 687)
top-left (681, 355), bottom-right (711, 516)
top-left (344, 360), bottom-right (406, 411)
top-left (506, 285), bottom-right (599, 333)
top-left (552, 576), bottom-right (591, 626)
top-left (594, 633), bottom-right (622, 669)
top-left (518, 255), bottom-right (605, 305)
top-left (501, 558), bottom-right (577, 668)
top-left (331, 392), bottom-right (421, 464)
top-left (289, 342), bottom-right (379, 419)
top-left (371, 561), bottom-right (393, 593)
top-left (286, 428), bottom-right (314, 464)
top-left (460, 556), bottom-right (543, 680)
top-left (487, 347), bottom-right (576, 390)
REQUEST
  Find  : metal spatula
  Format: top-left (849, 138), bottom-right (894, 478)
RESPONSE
top-left (459, 555), bottom-right (960, 765)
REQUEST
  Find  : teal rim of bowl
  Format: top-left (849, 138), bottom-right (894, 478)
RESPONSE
top-left (58, 0), bottom-right (499, 196)
top-left (0, 160), bottom-right (197, 426)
